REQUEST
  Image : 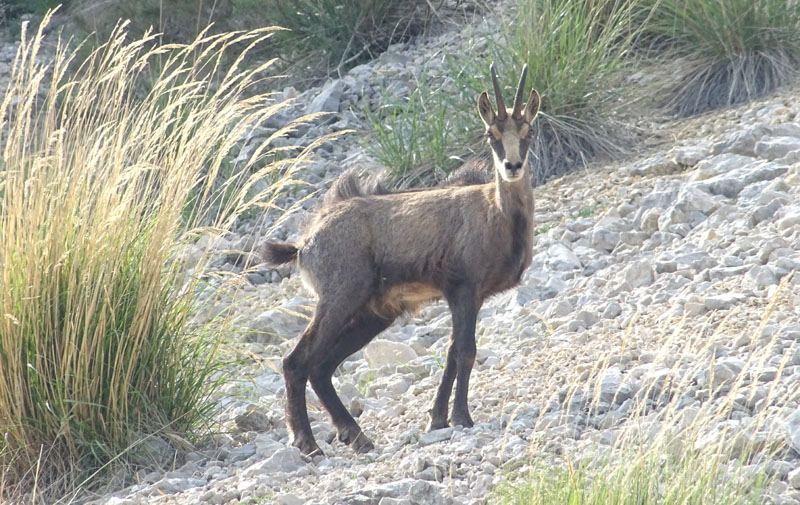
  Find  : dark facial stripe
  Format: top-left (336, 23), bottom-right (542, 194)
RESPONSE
top-left (519, 138), bottom-right (530, 162)
top-left (491, 139), bottom-right (505, 162)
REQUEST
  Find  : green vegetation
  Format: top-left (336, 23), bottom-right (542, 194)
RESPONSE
top-left (265, 0), bottom-right (432, 76)
top-left (363, 0), bottom-right (800, 184)
top-left (74, 0), bottom-right (241, 44)
top-left (1, 0), bottom-right (64, 21)
top-left (642, 0), bottom-right (800, 116)
top-left (493, 447), bottom-right (767, 505)
top-left (0, 14), bottom-right (322, 499)
top-left (356, 370), bottom-right (377, 396)
top-left (492, 276), bottom-right (796, 505)
top-left (577, 205), bottom-right (603, 218)
top-left (363, 71), bottom-right (478, 185)
top-left (47, 0), bottom-right (434, 86)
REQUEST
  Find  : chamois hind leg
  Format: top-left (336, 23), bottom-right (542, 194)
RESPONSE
top-left (309, 308), bottom-right (393, 454)
top-left (282, 279), bottom-right (373, 455)
top-left (428, 283), bottom-right (479, 431)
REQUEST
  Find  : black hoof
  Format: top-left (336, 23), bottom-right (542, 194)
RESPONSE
top-left (352, 432), bottom-right (375, 454)
top-left (450, 410), bottom-right (474, 428)
top-left (426, 416), bottom-right (450, 432)
top-left (291, 436), bottom-right (323, 456)
top-left (338, 426), bottom-right (375, 453)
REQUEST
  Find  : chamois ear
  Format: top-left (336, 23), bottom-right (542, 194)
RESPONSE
top-left (523, 89), bottom-right (540, 123)
top-left (477, 91), bottom-right (496, 127)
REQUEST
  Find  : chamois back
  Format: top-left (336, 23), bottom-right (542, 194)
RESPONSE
top-left (322, 161), bottom-right (488, 208)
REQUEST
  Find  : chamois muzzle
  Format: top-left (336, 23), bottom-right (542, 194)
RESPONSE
top-left (503, 160), bottom-right (523, 178)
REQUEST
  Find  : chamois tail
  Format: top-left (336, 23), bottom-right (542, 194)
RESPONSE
top-left (262, 241), bottom-right (298, 266)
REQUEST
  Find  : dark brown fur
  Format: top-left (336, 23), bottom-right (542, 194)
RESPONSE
top-left (262, 242), bottom-right (298, 266)
top-left (266, 163), bottom-right (487, 265)
top-left (262, 65), bottom-right (540, 456)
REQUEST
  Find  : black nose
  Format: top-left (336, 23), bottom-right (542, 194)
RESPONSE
top-left (504, 160), bottom-right (523, 174)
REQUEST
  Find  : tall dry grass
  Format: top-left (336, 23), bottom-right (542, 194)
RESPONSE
top-left (0, 12), bottom-right (325, 500)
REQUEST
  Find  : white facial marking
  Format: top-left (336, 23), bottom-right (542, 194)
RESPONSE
top-left (501, 128), bottom-right (523, 165)
top-left (494, 121), bottom-right (526, 182)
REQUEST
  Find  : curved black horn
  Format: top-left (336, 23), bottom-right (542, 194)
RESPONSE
top-left (511, 64), bottom-right (528, 119)
top-left (490, 63), bottom-right (507, 119)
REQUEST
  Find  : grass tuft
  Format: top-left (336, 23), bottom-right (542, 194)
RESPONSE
top-left (262, 0), bottom-right (433, 78)
top-left (484, 0), bottom-right (641, 183)
top-left (362, 70), bottom-right (479, 186)
top-left (643, 0), bottom-right (800, 116)
top-left (364, 0), bottom-right (642, 187)
top-left (493, 446), bottom-right (767, 505)
top-left (0, 13), bottom-right (318, 500)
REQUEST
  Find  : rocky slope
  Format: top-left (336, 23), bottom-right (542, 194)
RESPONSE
top-left (15, 7), bottom-right (797, 505)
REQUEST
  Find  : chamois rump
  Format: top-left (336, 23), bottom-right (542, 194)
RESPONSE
top-left (263, 65), bottom-right (540, 456)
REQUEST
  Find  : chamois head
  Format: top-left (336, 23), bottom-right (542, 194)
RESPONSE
top-left (477, 64), bottom-right (540, 182)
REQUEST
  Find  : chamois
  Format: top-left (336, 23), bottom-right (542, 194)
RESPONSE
top-left (263, 64), bottom-right (540, 456)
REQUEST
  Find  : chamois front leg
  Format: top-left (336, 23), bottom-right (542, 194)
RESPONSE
top-left (450, 304), bottom-right (478, 428)
top-left (427, 283), bottom-right (479, 431)
top-left (428, 340), bottom-right (458, 431)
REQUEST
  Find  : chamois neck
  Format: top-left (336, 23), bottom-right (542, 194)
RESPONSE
top-left (494, 167), bottom-right (533, 216)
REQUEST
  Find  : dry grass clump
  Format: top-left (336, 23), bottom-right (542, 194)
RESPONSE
top-left (0, 13), bottom-right (323, 501)
top-left (642, 0), bottom-right (800, 116)
top-left (487, 0), bottom-right (641, 184)
top-left (365, 0), bottom-right (643, 186)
